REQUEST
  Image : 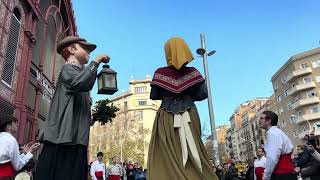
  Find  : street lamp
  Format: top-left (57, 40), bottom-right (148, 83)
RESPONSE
top-left (97, 64), bottom-right (118, 95)
top-left (196, 33), bottom-right (220, 165)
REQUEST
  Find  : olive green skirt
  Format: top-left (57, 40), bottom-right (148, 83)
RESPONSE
top-left (147, 108), bottom-right (218, 180)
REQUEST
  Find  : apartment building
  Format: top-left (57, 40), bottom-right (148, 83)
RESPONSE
top-left (216, 125), bottom-right (231, 163)
top-left (229, 98), bottom-right (269, 162)
top-left (89, 76), bottom-right (161, 167)
top-left (271, 48), bottom-right (320, 146)
top-left (249, 96), bottom-right (277, 156)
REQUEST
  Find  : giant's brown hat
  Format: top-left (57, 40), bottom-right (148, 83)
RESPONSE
top-left (56, 36), bottom-right (97, 54)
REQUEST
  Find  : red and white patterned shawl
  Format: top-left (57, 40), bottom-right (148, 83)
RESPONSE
top-left (151, 66), bottom-right (205, 94)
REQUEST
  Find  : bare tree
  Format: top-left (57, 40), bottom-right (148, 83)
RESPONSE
top-left (91, 110), bottom-right (150, 164)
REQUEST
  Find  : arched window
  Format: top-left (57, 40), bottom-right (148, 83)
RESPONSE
top-left (1, 8), bottom-right (21, 87)
top-left (53, 33), bottom-right (65, 81)
top-left (43, 16), bottom-right (57, 80)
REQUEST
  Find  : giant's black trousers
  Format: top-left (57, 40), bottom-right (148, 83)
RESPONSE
top-left (35, 142), bottom-right (88, 180)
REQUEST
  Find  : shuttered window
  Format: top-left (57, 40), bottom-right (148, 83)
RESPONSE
top-left (1, 10), bottom-right (21, 86)
top-left (0, 99), bottom-right (14, 116)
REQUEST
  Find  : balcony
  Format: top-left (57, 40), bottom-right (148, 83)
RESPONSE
top-left (288, 82), bottom-right (316, 96)
top-left (298, 130), bottom-right (312, 139)
top-left (296, 112), bottom-right (320, 124)
top-left (287, 67), bottom-right (312, 82)
top-left (292, 97), bottom-right (320, 109)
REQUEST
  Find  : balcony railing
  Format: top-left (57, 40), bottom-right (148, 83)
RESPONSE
top-left (296, 112), bottom-right (320, 124)
top-left (287, 67), bottom-right (312, 82)
top-left (292, 97), bottom-right (320, 109)
top-left (288, 82), bottom-right (316, 96)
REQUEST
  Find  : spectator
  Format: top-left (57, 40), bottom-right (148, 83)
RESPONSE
top-left (0, 115), bottom-right (39, 179)
top-left (299, 134), bottom-right (320, 180)
top-left (245, 158), bottom-right (255, 180)
top-left (126, 161), bottom-right (135, 180)
top-left (254, 148), bottom-right (266, 180)
top-left (90, 152), bottom-right (106, 180)
top-left (306, 145), bottom-right (320, 162)
top-left (225, 158), bottom-right (240, 180)
top-left (294, 145), bottom-right (312, 169)
top-left (107, 157), bottom-right (123, 180)
top-left (216, 164), bottom-right (226, 180)
top-left (134, 167), bottom-right (146, 180)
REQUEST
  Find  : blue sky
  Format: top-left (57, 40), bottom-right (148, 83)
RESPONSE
top-left (73, 0), bottom-right (320, 128)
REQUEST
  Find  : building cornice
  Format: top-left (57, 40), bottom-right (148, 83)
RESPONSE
top-left (129, 79), bottom-right (152, 85)
top-left (271, 48), bottom-right (320, 81)
top-left (109, 91), bottom-right (132, 102)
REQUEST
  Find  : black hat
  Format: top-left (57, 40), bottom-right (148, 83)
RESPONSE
top-left (57, 36), bottom-right (97, 54)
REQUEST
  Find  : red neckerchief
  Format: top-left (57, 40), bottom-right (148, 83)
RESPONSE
top-left (151, 66), bottom-right (204, 94)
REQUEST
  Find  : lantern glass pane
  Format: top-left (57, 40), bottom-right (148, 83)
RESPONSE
top-left (98, 77), bottom-right (103, 90)
top-left (104, 74), bottom-right (116, 88)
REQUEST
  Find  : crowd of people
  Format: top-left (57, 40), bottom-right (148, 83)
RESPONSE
top-left (89, 152), bottom-right (146, 180)
top-left (209, 141), bottom-right (320, 180)
top-left (1, 35), bottom-right (320, 180)
top-left (208, 114), bottom-right (320, 180)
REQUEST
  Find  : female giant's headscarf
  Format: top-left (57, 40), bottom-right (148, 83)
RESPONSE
top-left (164, 37), bottom-right (194, 70)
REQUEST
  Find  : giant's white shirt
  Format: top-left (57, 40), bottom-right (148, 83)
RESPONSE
top-left (0, 132), bottom-right (33, 171)
top-left (263, 126), bottom-right (293, 180)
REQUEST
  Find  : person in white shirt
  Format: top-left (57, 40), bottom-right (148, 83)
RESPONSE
top-left (254, 148), bottom-right (266, 180)
top-left (107, 156), bottom-right (123, 180)
top-left (90, 152), bottom-right (106, 180)
top-left (259, 111), bottom-right (297, 180)
top-left (0, 115), bottom-right (39, 180)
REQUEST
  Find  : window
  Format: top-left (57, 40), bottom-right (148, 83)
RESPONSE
top-left (284, 89), bottom-right (289, 97)
top-left (281, 121), bottom-right (286, 128)
top-left (310, 106), bottom-right (320, 113)
top-left (1, 9), bottom-right (21, 86)
top-left (124, 101), bottom-right (128, 111)
top-left (301, 126), bottom-right (306, 132)
top-left (306, 90), bottom-right (315, 98)
top-left (277, 95), bottom-right (282, 102)
top-left (138, 123), bottom-right (143, 133)
top-left (0, 99), bottom-right (14, 116)
top-left (138, 100), bottom-right (147, 106)
top-left (134, 86), bottom-right (147, 94)
top-left (43, 16), bottom-right (57, 80)
top-left (274, 84), bottom-right (278, 91)
top-left (316, 75), bottom-right (320, 83)
top-left (289, 116), bottom-right (297, 124)
top-left (287, 102), bottom-right (293, 110)
top-left (303, 76), bottom-right (312, 83)
top-left (300, 63), bottom-right (308, 69)
top-left (281, 76), bottom-right (288, 84)
top-left (312, 60), bottom-right (320, 68)
top-left (291, 83), bottom-right (296, 88)
top-left (137, 111), bottom-right (143, 120)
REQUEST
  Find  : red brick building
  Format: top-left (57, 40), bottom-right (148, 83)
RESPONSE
top-left (0, 0), bottom-right (77, 144)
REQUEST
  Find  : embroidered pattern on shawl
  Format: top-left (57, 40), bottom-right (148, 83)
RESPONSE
top-left (151, 67), bottom-right (205, 94)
